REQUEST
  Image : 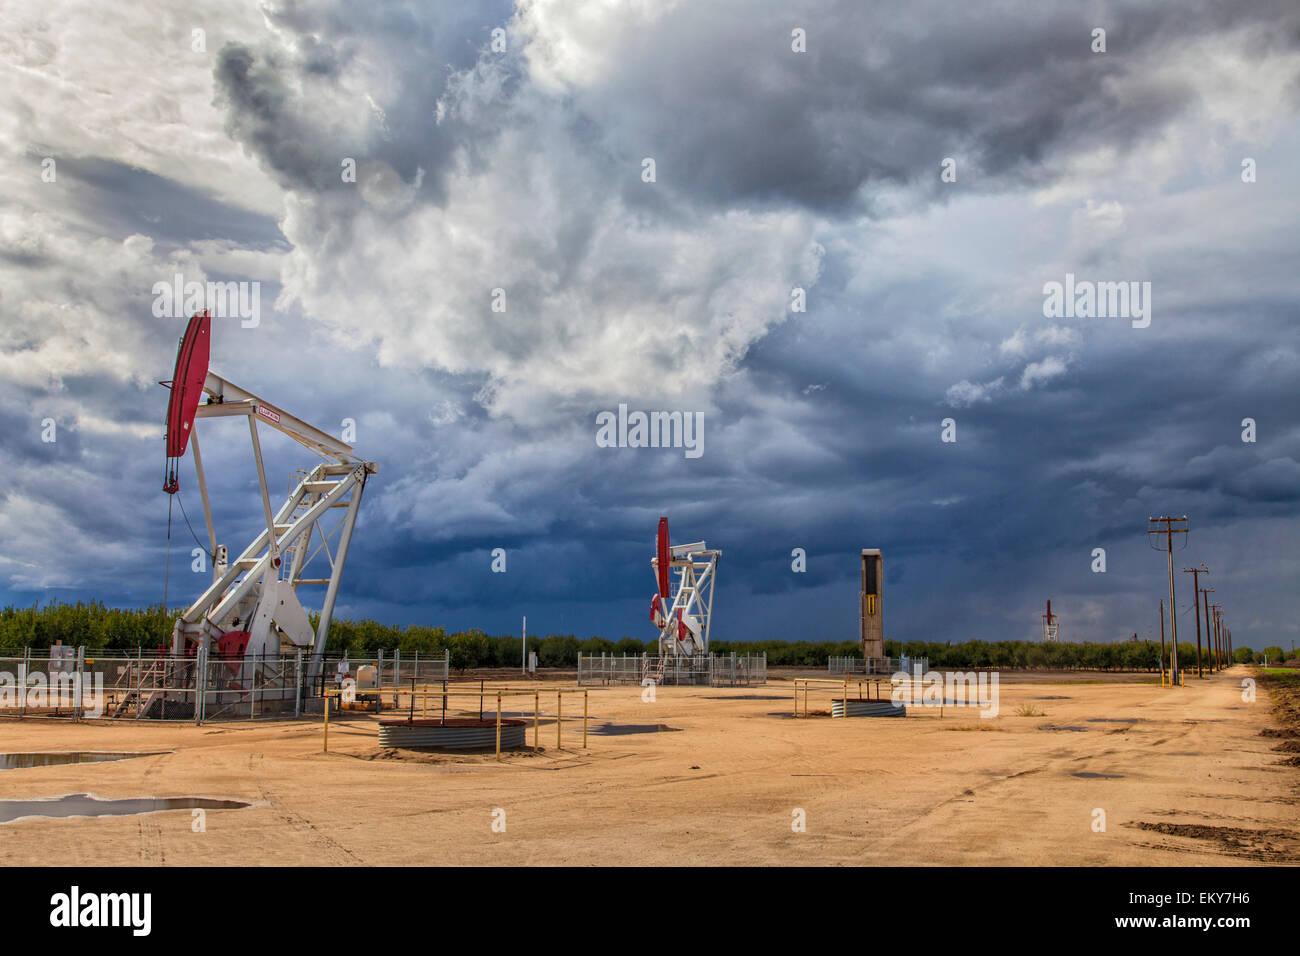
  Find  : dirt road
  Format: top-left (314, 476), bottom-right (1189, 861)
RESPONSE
top-left (0, 666), bottom-right (1294, 865)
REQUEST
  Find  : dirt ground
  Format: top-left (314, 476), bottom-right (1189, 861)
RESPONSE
top-left (1, 666), bottom-right (1295, 866)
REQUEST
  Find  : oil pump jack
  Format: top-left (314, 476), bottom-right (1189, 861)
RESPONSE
top-left (649, 516), bottom-right (719, 662)
top-left (1041, 599), bottom-right (1059, 642)
top-left (161, 311), bottom-right (377, 694)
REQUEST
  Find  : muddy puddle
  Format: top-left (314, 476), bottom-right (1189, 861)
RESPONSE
top-left (0, 752), bottom-right (169, 770)
top-left (0, 793), bottom-right (250, 824)
top-left (588, 723), bottom-right (681, 736)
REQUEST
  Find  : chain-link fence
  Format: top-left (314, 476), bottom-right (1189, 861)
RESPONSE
top-left (0, 647), bottom-right (450, 722)
top-left (577, 652), bottom-right (766, 687)
top-left (827, 656), bottom-right (927, 675)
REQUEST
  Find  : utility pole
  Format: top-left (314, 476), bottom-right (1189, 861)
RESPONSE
top-left (1182, 564), bottom-right (1208, 677)
top-left (1159, 599), bottom-right (1167, 685)
top-left (1202, 586), bottom-right (1215, 671)
top-left (1206, 606), bottom-right (1216, 665)
top-left (1149, 517), bottom-right (1188, 685)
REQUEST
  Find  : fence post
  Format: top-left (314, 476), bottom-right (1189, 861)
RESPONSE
top-left (556, 690), bottom-right (563, 750)
top-left (322, 690), bottom-right (330, 753)
top-left (583, 690), bottom-right (588, 749)
top-left (495, 691), bottom-right (502, 761)
top-left (74, 646), bottom-right (84, 721)
top-left (194, 646), bottom-right (206, 726)
top-left (295, 649), bottom-right (303, 718)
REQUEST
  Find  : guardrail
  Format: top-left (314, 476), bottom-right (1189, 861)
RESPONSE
top-left (322, 682), bottom-right (591, 760)
top-left (794, 677), bottom-right (895, 718)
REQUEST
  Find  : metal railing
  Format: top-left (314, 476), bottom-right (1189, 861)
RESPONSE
top-left (827, 656), bottom-right (927, 675)
top-left (355, 648), bottom-right (452, 688)
top-left (0, 646), bottom-right (449, 723)
top-left (576, 652), bottom-right (766, 686)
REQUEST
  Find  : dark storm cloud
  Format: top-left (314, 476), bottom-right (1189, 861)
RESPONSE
top-left (614, 0), bottom-right (1300, 211)
top-left (4, 0), bottom-right (1298, 654)
top-left (215, 0), bottom-right (516, 198)
top-left (207, 0), bottom-right (1300, 225)
top-left (50, 156), bottom-right (285, 249)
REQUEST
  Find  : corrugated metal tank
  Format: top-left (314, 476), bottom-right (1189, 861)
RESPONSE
top-left (378, 717), bottom-right (527, 750)
top-left (830, 698), bottom-right (906, 718)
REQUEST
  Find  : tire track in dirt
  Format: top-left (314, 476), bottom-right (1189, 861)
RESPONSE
top-left (137, 817), bottom-right (165, 864)
top-left (135, 750), bottom-right (173, 865)
top-left (248, 753), bottom-right (363, 865)
top-left (871, 716), bottom-right (1194, 854)
top-left (1124, 821), bottom-right (1300, 863)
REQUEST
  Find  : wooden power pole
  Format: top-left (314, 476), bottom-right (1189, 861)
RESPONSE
top-left (1149, 517), bottom-right (1188, 684)
top-left (1182, 564), bottom-right (1208, 677)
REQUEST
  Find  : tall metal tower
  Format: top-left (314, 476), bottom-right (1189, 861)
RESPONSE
top-left (860, 549), bottom-right (884, 660)
top-left (1041, 599), bottom-right (1059, 642)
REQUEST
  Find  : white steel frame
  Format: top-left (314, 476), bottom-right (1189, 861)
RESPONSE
top-left (171, 371), bottom-right (378, 686)
top-left (651, 539), bottom-right (720, 659)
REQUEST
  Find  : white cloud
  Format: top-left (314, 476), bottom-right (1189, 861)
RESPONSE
top-left (999, 325), bottom-right (1080, 357)
top-left (1019, 355), bottom-right (1069, 390)
top-left (271, 36), bottom-right (825, 424)
top-left (945, 377), bottom-right (1004, 407)
top-left (0, 0), bottom-right (281, 216)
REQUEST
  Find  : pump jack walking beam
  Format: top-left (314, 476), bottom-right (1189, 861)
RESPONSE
top-left (195, 371), bottom-right (356, 463)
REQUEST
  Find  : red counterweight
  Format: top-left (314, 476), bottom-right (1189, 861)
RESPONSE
top-left (162, 311), bottom-right (211, 494)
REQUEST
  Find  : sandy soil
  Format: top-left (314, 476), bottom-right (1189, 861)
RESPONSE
top-left (0, 666), bottom-right (1295, 866)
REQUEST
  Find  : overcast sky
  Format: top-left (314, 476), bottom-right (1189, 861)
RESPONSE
top-left (1, 1), bottom-right (1297, 650)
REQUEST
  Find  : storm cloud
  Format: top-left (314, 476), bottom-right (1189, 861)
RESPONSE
top-left (1, 0), bottom-right (1298, 651)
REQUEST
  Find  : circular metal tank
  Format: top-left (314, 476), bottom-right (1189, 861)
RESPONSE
top-left (831, 698), bottom-right (906, 718)
top-left (377, 717), bottom-right (527, 750)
